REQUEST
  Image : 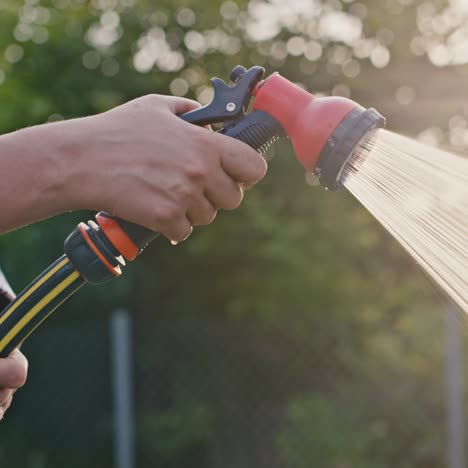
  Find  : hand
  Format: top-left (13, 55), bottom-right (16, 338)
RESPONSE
top-left (0, 348), bottom-right (28, 420)
top-left (65, 95), bottom-right (268, 243)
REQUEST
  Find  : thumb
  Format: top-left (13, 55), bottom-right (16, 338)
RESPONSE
top-left (163, 96), bottom-right (201, 116)
top-left (0, 349), bottom-right (28, 389)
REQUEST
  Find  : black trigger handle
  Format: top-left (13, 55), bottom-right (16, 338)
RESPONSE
top-left (179, 66), bottom-right (265, 127)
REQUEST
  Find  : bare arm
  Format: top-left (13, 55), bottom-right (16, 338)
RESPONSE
top-left (0, 120), bottom-right (73, 232)
top-left (0, 95), bottom-right (267, 241)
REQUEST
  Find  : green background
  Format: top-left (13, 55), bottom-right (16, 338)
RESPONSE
top-left (0, 0), bottom-right (467, 467)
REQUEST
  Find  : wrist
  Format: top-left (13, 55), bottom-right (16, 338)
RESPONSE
top-left (0, 116), bottom-right (103, 232)
top-left (33, 115), bottom-right (109, 214)
top-left (16, 120), bottom-right (89, 214)
top-left (0, 127), bottom-right (67, 231)
top-left (49, 115), bottom-right (103, 212)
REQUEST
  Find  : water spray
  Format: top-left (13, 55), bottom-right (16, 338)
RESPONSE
top-left (1, 64), bottom-right (464, 358)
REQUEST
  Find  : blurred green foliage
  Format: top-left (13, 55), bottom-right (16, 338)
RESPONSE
top-left (0, 0), bottom-right (466, 467)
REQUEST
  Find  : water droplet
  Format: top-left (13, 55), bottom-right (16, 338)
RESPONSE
top-left (305, 172), bottom-right (320, 186)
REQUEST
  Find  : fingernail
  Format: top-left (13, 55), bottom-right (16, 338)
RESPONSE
top-left (184, 226), bottom-right (194, 240)
top-left (0, 407), bottom-right (4, 421)
top-left (170, 227), bottom-right (193, 246)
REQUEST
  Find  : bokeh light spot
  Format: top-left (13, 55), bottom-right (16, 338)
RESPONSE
top-left (395, 86), bottom-right (415, 105)
top-left (304, 41), bottom-right (322, 61)
top-left (14, 24), bottom-right (33, 42)
top-left (428, 44), bottom-right (451, 67)
top-left (4, 44), bottom-right (24, 63)
top-left (319, 11), bottom-right (362, 44)
top-left (101, 57), bottom-right (119, 77)
top-left (82, 50), bottom-right (101, 69)
top-left (370, 45), bottom-right (390, 68)
top-left (170, 78), bottom-right (189, 96)
top-left (196, 86), bottom-right (214, 106)
top-left (332, 83), bottom-right (351, 98)
top-left (349, 3), bottom-right (367, 19)
top-left (342, 59), bottom-right (360, 78)
top-left (270, 41), bottom-right (288, 61)
top-left (32, 27), bottom-right (49, 44)
top-left (220, 1), bottom-right (239, 20)
top-left (101, 10), bottom-right (120, 29)
top-left (176, 8), bottom-right (196, 28)
top-left (184, 31), bottom-right (206, 55)
top-left (287, 36), bottom-right (305, 56)
top-left (133, 49), bottom-right (153, 73)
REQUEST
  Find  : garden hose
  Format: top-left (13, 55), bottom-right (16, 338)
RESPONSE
top-left (0, 256), bottom-right (84, 357)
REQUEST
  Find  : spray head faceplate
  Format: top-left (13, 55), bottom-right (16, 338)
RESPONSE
top-left (314, 107), bottom-right (385, 190)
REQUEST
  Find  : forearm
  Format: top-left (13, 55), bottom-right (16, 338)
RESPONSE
top-left (0, 119), bottom-right (93, 233)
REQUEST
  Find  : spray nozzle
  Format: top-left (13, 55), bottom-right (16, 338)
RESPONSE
top-left (250, 71), bottom-right (386, 190)
top-left (179, 66), bottom-right (385, 190)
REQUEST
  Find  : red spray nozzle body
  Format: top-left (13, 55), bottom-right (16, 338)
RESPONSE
top-left (253, 74), bottom-right (356, 171)
top-left (252, 73), bottom-right (385, 190)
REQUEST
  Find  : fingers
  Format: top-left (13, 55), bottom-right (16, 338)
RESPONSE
top-left (212, 132), bottom-right (268, 185)
top-left (181, 126), bottom-right (266, 210)
top-left (166, 221), bottom-right (193, 244)
top-left (205, 170), bottom-right (244, 211)
top-left (186, 194), bottom-right (217, 226)
top-left (150, 203), bottom-right (193, 243)
top-left (0, 349), bottom-right (28, 389)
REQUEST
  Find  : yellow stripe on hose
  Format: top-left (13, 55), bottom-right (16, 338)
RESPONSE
top-left (0, 257), bottom-right (70, 327)
top-left (0, 270), bottom-right (81, 354)
top-left (18, 281), bottom-right (85, 348)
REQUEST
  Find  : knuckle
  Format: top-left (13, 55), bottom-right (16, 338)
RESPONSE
top-left (141, 93), bottom-right (160, 105)
top-left (173, 182), bottom-right (194, 201)
top-left (134, 94), bottom-right (165, 114)
top-left (185, 162), bottom-right (207, 182)
top-left (153, 204), bottom-right (181, 226)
